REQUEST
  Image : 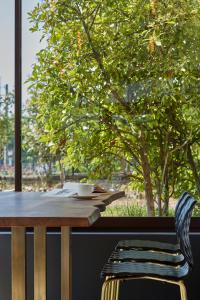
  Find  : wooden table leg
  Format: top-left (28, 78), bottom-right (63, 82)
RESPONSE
top-left (34, 226), bottom-right (46, 300)
top-left (61, 227), bottom-right (71, 300)
top-left (11, 227), bottom-right (26, 300)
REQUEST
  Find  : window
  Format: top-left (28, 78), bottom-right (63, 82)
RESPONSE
top-left (0, 0), bottom-right (14, 191)
top-left (22, 0), bottom-right (45, 191)
top-left (12, 1), bottom-right (200, 219)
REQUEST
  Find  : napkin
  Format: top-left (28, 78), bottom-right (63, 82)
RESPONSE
top-left (41, 188), bottom-right (76, 197)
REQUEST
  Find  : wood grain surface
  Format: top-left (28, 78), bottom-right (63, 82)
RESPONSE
top-left (0, 191), bottom-right (124, 227)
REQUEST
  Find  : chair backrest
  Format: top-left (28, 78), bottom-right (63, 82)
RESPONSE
top-left (175, 191), bottom-right (191, 231)
top-left (176, 195), bottom-right (196, 267)
top-left (175, 191), bottom-right (189, 216)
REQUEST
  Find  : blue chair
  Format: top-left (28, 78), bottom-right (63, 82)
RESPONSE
top-left (100, 193), bottom-right (196, 300)
top-left (109, 192), bottom-right (190, 265)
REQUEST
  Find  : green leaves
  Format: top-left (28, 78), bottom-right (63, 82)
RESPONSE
top-left (26, 0), bottom-right (200, 214)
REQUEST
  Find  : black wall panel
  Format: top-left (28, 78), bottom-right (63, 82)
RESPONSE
top-left (0, 231), bottom-right (199, 300)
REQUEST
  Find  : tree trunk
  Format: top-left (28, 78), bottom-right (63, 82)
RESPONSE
top-left (44, 161), bottom-right (52, 186)
top-left (156, 178), bottom-right (162, 216)
top-left (139, 131), bottom-right (155, 216)
top-left (187, 145), bottom-right (200, 197)
top-left (158, 132), bottom-right (170, 216)
top-left (162, 171), bottom-right (169, 216)
top-left (58, 160), bottom-right (65, 186)
top-left (3, 145), bottom-right (7, 168)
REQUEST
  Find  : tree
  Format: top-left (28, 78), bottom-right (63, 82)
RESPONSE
top-left (0, 84), bottom-right (14, 167)
top-left (27, 0), bottom-right (200, 216)
top-left (23, 90), bottom-right (66, 186)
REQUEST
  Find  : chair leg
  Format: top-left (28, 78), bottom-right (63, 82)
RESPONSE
top-left (179, 281), bottom-right (188, 300)
top-left (115, 279), bottom-right (120, 300)
top-left (111, 279), bottom-right (120, 300)
top-left (102, 277), bottom-right (187, 300)
top-left (101, 281), bottom-right (107, 300)
top-left (101, 278), bottom-right (120, 300)
top-left (110, 280), bottom-right (115, 300)
top-left (101, 279), bottom-right (112, 300)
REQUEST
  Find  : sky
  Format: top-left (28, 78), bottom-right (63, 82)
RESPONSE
top-left (0, 0), bottom-right (44, 102)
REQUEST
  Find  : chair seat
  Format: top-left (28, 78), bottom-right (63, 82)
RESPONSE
top-left (116, 239), bottom-right (180, 252)
top-left (109, 249), bottom-right (185, 264)
top-left (101, 260), bottom-right (189, 280)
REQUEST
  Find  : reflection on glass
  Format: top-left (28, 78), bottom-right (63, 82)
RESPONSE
top-left (0, 0), bottom-right (14, 191)
top-left (21, 1), bottom-right (200, 217)
top-left (22, 0), bottom-right (46, 191)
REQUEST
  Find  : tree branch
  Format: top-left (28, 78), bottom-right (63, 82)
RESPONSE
top-left (74, 3), bottom-right (133, 115)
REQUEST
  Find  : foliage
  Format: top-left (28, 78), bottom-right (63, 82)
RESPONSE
top-left (26, 0), bottom-right (200, 216)
top-left (22, 99), bottom-right (64, 185)
top-left (0, 86), bottom-right (14, 160)
top-left (102, 203), bottom-right (147, 217)
top-left (102, 202), bottom-right (175, 217)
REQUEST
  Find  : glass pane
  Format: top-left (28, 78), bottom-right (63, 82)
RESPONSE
top-left (22, 0), bottom-right (46, 191)
top-left (22, 1), bottom-right (200, 217)
top-left (0, 0), bottom-right (14, 191)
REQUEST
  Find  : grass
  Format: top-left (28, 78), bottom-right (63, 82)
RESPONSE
top-left (102, 203), bottom-right (177, 217)
top-left (102, 203), bottom-right (200, 217)
top-left (192, 203), bottom-right (200, 216)
top-left (102, 203), bottom-right (147, 217)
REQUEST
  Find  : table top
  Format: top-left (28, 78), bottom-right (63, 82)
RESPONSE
top-left (0, 191), bottom-right (125, 227)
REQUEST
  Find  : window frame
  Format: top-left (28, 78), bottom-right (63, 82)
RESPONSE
top-left (15, 0), bottom-right (22, 191)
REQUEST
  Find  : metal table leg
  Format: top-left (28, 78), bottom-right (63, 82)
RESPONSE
top-left (61, 227), bottom-right (71, 300)
top-left (12, 227), bottom-right (26, 300)
top-left (12, 226), bottom-right (71, 300)
top-left (34, 226), bottom-right (46, 300)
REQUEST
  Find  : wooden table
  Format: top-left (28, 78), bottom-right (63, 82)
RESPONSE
top-left (0, 191), bottom-right (124, 300)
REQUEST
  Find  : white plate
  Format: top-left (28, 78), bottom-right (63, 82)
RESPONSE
top-left (72, 194), bottom-right (98, 200)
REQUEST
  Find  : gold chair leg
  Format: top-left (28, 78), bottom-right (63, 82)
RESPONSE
top-left (101, 281), bottom-right (108, 300)
top-left (112, 279), bottom-right (120, 300)
top-left (101, 279), bottom-right (113, 300)
top-left (115, 279), bottom-right (120, 300)
top-left (112, 280), bottom-right (117, 300)
top-left (101, 278), bottom-right (120, 300)
top-left (107, 280), bottom-right (113, 300)
top-left (179, 281), bottom-right (188, 300)
top-left (110, 280), bottom-right (115, 300)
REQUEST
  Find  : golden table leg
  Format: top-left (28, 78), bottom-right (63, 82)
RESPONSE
top-left (34, 226), bottom-right (46, 300)
top-left (11, 227), bottom-right (26, 300)
top-left (61, 227), bottom-right (71, 300)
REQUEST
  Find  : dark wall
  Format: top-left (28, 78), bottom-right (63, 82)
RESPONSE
top-left (0, 231), bottom-right (199, 300)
